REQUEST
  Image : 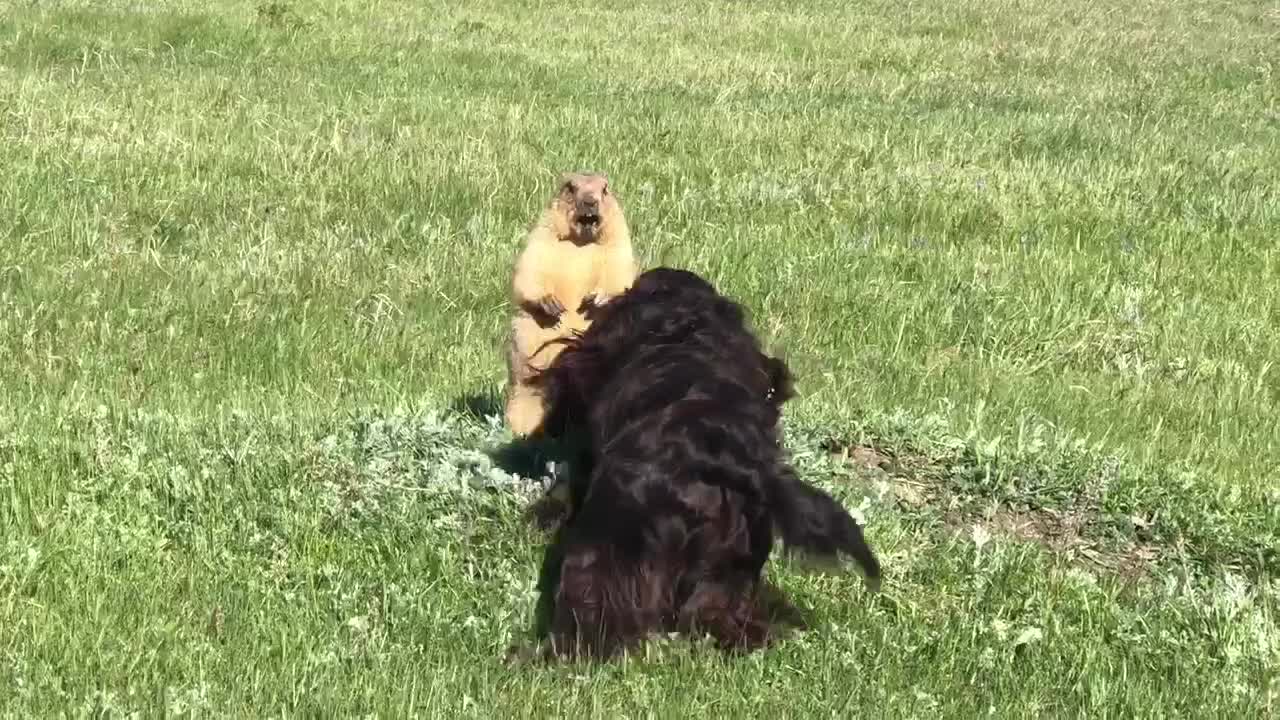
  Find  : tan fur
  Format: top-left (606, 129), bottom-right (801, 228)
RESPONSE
top-left (505, 172), bottom-right (638, 437)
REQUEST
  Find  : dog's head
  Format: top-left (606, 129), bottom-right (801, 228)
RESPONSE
top-left (627, 267), bottom-right (719, 298)
top-left (532, 266), bottom-right (791, 436)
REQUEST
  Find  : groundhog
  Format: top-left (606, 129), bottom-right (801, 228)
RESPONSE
top-left (505, 171), bottom-right (638, 438)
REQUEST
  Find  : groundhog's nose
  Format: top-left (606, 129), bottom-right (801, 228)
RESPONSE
top-left (581, 197), bottom-right (599, 210)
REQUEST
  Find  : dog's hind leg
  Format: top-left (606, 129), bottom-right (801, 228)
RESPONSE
top-left (547, 541), bottom-right (661, 660)
top-left (675, 571), bottom-right (775, 653)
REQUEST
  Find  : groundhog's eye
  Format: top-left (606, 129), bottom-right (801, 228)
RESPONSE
top-left (602, 185), bottom-right (609, 195)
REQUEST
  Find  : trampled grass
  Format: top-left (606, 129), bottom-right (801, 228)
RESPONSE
top-left (1, 0), bottom-right (1277, 716)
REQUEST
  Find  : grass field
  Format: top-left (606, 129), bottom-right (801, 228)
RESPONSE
top-left (2, 0), bottom-right (1278, 715)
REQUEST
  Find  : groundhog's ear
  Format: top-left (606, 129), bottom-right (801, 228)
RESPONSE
top-left (557, 172), bottom-right (578, 191)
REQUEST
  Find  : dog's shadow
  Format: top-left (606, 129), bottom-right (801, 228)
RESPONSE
top-left (451, 389), bottom-right (503, 424)
top-left (452, 390), bottom-right (581, 648)
top-left (452, 389), bottom-right (553, 476)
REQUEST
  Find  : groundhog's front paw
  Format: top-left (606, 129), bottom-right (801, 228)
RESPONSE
top-left (579, 291), bottom-right (612, 318)
top-left (536, 295), bottom-right (566, 323)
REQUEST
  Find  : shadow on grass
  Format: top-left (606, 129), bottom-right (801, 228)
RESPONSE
top-left (451, 386), bottom-right (589, 488)
top-left (452, 388), bottom-right (559, 478)
top-left (450, 387), bottom-right (503, 423)
top-left (451, 388), bottom-right (585, 648)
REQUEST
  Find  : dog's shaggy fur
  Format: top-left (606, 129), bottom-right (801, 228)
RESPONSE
top-left (527, 267), bottom-right (882, 660)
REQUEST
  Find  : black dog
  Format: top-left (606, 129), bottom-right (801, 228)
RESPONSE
top-left (526, 267), bottom-right (882, 660)
top-left (526, 268), bottom-right (795, 530)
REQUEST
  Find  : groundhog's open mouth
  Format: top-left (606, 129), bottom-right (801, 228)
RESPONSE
top-left (576, 212), bottom-right (601, 228)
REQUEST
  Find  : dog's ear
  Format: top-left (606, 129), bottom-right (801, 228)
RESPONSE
top-left (763, 355), bottom-right (795, 404)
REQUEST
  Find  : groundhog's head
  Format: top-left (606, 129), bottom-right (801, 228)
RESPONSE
top-left (557, 172), bottom-right (618, 244)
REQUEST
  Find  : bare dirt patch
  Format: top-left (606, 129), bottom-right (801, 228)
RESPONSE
top-left (951, 505), bottom-right (1163, 581)
top-left (821, 440), bottom-right (1163, 581)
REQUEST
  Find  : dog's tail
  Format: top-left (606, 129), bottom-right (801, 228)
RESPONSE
top-left (772, 470), bottom-right (882, 590)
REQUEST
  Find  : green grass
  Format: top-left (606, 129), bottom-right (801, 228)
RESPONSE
top-left (1, 0), bottom-right (1277, 715)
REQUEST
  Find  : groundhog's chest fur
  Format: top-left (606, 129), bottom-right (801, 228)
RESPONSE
top-left (543, 242), bottom-right (610, 312)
